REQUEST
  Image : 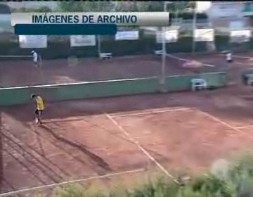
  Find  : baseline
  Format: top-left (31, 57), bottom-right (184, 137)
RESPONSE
top-left (0, 168), bottom-right (145, 197)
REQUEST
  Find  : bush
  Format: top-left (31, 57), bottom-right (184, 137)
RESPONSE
top-left (48, 153), bottom-right (253, 197)
top-left (170, 12), bottom-right (208, 20)
top-left (0, 34), bottom-right (238, 60)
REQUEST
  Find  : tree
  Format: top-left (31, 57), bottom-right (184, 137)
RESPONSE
top-left (18, 6), bottom-right (52, 12)
top-left (114, 1), bottom-right (163, 12)
top-left (0, 3), bottom-right (10, 14)
top-left (58, 1), bottom-right (115, 12)
top-left (166, 2), bottom-right (196, 13)
top-left (58, 1), bottom-right (195, 13)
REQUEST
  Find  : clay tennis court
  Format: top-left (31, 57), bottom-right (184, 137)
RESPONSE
top-left (1, 51), bottom-right (253, 88)
top-left (2, 51), bottom-right (253, 195)
top-left (2, 81), bottom-right (253, 195)
top-left (0, 53), bottom-right (221, 88)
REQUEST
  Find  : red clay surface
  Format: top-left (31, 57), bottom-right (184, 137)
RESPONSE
top-left (2, 52), bottom-right (253, 194)
top-left (0, 53), bottom-right (221, 88)
top-left (1, 51), bottom-right (253, 87)
top-left (2, 83), bottom-right (253, 194)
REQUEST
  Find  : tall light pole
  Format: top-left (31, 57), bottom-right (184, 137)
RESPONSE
top-left (97, 2), bottom-right (101, 56)
top-left (160, 1), bottom-right (171, 93)
top-left (192, 1), bottom-right (197, 53)
top-left (97, 34), bottom-right (101, 55)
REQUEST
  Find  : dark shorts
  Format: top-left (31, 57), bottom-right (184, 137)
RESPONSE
top-left (35, 109), bottom-right (43, 115)
top-left (227, 59), bottom-right (233, 63)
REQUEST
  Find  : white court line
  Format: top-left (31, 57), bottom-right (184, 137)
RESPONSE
top-left (196, 110), bottom-right (247, 134)
top-left (110, 107), bottom-right (190, 118)
top-left (235, 124), bottom-right (253, 130)
top-left (106, 113), bottom-right (180, 184)
top-left (232, 55), bottom-right (252, 59)
top-left (234, 62), bottom-right (248, 65)
top-left (41, 107), bottom-right (189, 125)
top-left (166, 54), bottom-right (215, 67)
top-left (198, 110), bottom-right (253, 142)
top-left (0, 168), bottom-right (145, 197)
top-left (219, 54), bottom-right (252, 59)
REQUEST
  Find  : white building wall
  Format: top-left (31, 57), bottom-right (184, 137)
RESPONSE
top-left (207, 2), bottom-right (249, 29)
top-left (208, 2), bottom-right (244, 19)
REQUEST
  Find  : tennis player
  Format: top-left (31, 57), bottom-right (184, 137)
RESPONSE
top-left (31, 50), bottom-right (38, 67)
top-left (31, 94), bottom-right (45, 125)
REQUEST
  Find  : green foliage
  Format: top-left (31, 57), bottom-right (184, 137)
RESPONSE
top-left (57, 1), bottom-right (195, 12)
top-left (48, 154), bottom-right (253, 197)
top-left (190, 175), bottom-right (231, 197)
top-left (114, 1), bottom-right (164, 12)
top-left (166, 2), bottom-right (195, 12)
top-left (170, 12), bottom-right (208, 20)
top-left (18, 6), bottom-right (52, 12)
top-left (58, 1), bottom-right (115, 12)
top-left (0, 3), bottom-right (11, 14)
top-left (0, 34), bottom-right (229, 59)
top-left (53, 184), bottom-right (88, 197)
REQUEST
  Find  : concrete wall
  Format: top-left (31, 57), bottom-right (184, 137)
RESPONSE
top-left (0, 72), bottom-right (227, 106)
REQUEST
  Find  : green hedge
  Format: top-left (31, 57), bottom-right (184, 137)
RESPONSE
top-left (0, 36), bottom-right (207, 59)
top-left (170, 12), bottom-right (208, 20)
top-left (1, 34), bottom-right (251, 60)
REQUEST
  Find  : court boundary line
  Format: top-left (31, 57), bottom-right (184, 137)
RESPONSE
top-left (231, 55), bottom-right (252, 59)
top-left (166, 54), bottom-right (215, 68)
top-left (219, 54), bottom-right (252, 59)
top-left (41, 107), bottom-right (190, 123)
top-left (105, 113), bottom-right (180, 185)
top-left (0, 168), bottom-right (145, 197)
top-left (110, 107), bottom-right (190, 117)
top-left (195, 109), bottom-right (249, 135)
top-left (234, 124), bottom-right (253, 130)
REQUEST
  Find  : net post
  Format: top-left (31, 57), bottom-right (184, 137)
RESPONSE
top-left (39, 54), bottom-right (43, 67)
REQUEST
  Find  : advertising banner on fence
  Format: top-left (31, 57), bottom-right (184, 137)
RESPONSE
top-left (194, 29), bottom-right (214, 42)
top-left (115, 30), bottom-right (139, 40)
top-left (70, 35), bottom-right (96, 46)
top-left (19, 35), bottom-right (47, 48)
top-left (156, 29), bottom-right (178, 43)
top-left (230, 30), bottom-right (251, 43)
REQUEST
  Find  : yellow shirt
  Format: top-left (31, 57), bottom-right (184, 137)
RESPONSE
top-left (35, 96), bottom-right (45, 110)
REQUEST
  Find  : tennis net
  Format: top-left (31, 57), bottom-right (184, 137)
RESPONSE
top-left (0, 55), bottom-right (43, 65)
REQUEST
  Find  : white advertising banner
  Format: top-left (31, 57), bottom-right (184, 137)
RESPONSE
top-left (19, 35), bottom-right (47, 48)
top-left (156, 29), bottom-right (178, 43)
top-left (196, 1), bottom-right (211, 13)
top-left (70, 35), bottom-right (96, 47)
top-left (115, 31), bottom-right (139, 40)
top-left (230, 30), bottom-right (251, 43)
top-left (194, 29), bottom-right (214, 42)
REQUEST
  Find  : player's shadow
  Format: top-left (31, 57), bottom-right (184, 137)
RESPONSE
top-left (39, 124), bottom-right (112, 172)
